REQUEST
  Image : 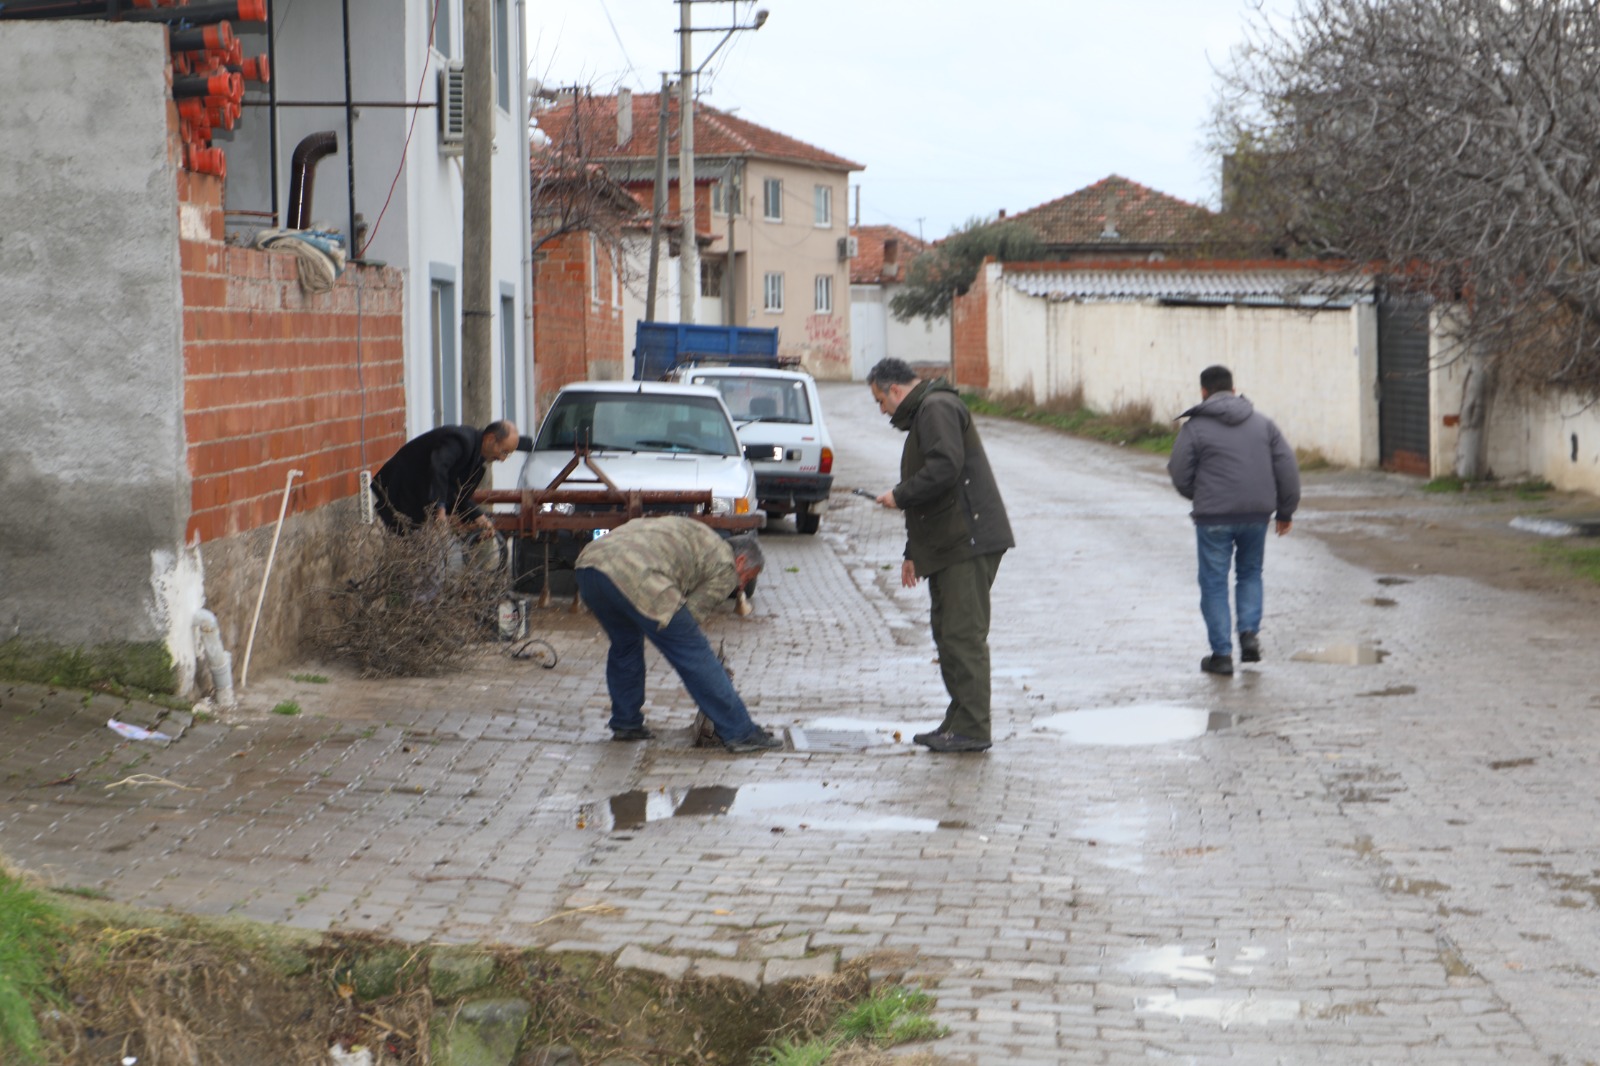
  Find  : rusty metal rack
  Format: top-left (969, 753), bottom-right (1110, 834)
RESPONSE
top-left (473, 450), bottom-right (762, 539)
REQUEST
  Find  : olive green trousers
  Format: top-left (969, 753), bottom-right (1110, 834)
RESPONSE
top-left (927, 551), bottom-right (1004, 742)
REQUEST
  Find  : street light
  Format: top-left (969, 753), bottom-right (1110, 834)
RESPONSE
top-left (677, 3), bottom-right (769, 325)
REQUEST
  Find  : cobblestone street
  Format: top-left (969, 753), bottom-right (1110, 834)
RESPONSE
top-left (4, 381), bottom-right (1599, 1063)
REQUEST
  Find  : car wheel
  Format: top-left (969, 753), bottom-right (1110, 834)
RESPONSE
top-left (795, 510), bottom-right (821, 535)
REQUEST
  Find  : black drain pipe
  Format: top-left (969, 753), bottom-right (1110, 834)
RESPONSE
top-left (286, 131), bottom-right (338, 231)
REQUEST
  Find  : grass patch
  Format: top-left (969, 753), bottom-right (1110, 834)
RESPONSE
top-left (0, 639), bottom-right (175, 699)
top-left (1538, 540), bottom-right (1600, 585)
top-left (290, 673), bottom-right (329, 684)
top-left (271, 701), bottom-right (302, 717)
top-left (0, 866), bottom-right (64, 1065)
top-left (1423, 475), bottom-right (1465, 493)
top-left (755, 983), bottom-right (947, 1064)
top-left (1515, 478), bottom-right (1555, 500)
top-left (1296, 447), bottom-right (1332, 471)
top-left (964, 388), bottom-right (1177, 453)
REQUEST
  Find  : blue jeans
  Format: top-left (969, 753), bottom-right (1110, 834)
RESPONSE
top-left (575, 568), bottom-right (761, 743)
top-left (1195, 523), bottom-right (1268, 657)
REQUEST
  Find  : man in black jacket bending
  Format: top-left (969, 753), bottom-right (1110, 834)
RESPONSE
top-left (371, 420), bottom-right (521, 536)
top-left (867, 358), bottom-right (1014, 754)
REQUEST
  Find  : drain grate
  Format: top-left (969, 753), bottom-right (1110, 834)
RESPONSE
top-left (787, 728), bottom-right (890, 754)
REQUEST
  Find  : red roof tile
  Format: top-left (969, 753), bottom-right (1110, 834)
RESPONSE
top-left (534, 92), bottom-right (862, 173)
top-left (1009, 175), bottom-right (1218, 250)
top-left (849, 224), bottom-right (927, 285)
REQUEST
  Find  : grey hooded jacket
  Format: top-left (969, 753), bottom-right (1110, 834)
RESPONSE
top-left (1167, 392), bottom-right (1300, 525)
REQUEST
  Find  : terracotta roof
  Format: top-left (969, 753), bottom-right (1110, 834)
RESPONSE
top-left (1008, 175), bottom-right (1218, 251)
top-left (848, 224), bottom-right (927, 285)
top-left (534, 92), bottom-right (862, 173)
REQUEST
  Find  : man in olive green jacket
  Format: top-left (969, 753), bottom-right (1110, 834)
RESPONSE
top-left (868, 358), bottom-right (1014, 753)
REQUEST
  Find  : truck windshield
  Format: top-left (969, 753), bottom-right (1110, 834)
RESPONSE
top-left (535, 392), bottom-right (741, 456)
top-left (691, 377), bottom-right (812, 424)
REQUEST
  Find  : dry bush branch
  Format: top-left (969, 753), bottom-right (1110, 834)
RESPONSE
top-left (314, 520), bottom-right (509, 678)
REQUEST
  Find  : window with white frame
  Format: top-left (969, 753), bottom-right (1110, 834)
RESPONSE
top-left (589, 234), bottom-right (599, 304)
top-left (432, 0), bottom-right (453, 57)
top-left (814, 274), bottom-right (833, 314)
top-left (711, 179), bottom-right (727, 216)
top-left (813, 185), bottom-right (832, 227)
top-left (493, 0), bottom-right (510, 111)
top-left (763, 272), bottom-right (784, 312)
top-left (762, 177), bottom-right (783, 221)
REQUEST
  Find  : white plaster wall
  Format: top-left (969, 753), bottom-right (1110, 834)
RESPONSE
top-left (850, 286), bottom-right (887, 379)
top-left (0, 22), bottom-right (186, 645)
top-left (988, 285), bottom-right (1375, 467)
top-left (222, 1), bottom-right (529, 454)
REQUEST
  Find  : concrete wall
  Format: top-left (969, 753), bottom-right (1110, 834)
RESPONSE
top-left (850, 285), bottom-right (949, 380)
top-left (0, 22), bottom-right (185, 645)
top-left (975, 264), bottom-right (1380, 468)
top-left (1432, 341), bottom-right (1600, 493)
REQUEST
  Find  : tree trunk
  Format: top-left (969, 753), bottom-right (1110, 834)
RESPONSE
top-left (1453, 347), bottom-right (1496, 481)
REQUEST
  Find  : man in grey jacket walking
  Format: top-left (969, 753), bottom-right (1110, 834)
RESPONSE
top-left (1168, 365), bottom-right (1300, 676)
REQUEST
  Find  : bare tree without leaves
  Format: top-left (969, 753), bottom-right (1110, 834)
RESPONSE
top-left (1214, 0), bottom-right (1600, 475)
top-left (529, 90), bottom-right (644, 278)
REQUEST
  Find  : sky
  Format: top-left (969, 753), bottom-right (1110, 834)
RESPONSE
top-left (523, 0), bottom-right (1290, 242)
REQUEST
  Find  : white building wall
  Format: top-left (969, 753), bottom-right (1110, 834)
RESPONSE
top-left (223, 0), bottom-right (529, 461)
top-left (986, 279), bottom-right (1377, 468)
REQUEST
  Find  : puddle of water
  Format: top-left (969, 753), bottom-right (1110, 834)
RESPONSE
top-left (1292, 643), bottom-right (1388, 665)
top-left (1364, 597), bottom-right (1398, 607)
top-left (595, 781), bottom-right (941, 833)
top-left (1035, 704), bottom-right (1235, 746)
top-left (1124, 944), bottom-right (1269, 986)
top-left (1124, 946), bottom-right (1216, 984)
top-left (1077, 806), bottom-right (1148, 871)
top-left (1376, 576), bottom-right (1412, 586)
top-left (1137, 992), bottom-right (1302, 1026)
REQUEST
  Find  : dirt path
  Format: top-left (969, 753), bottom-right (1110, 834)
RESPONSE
top-left (1297, 466), bottom-right (1600, 605)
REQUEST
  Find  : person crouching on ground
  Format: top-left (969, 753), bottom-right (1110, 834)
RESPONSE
top-left (1167, 364), bottom-right (1300, 676)
top-left (574, 516), bottom-right (784, 754)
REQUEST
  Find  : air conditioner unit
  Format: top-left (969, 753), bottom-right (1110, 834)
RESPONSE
top-left (837, 235), bottom-right (858, 260)
top-left (438, 60), bottom-right (466, 155)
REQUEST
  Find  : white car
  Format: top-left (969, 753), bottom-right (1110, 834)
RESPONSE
top-left (512, 380), bottom-right (761, 589)
top-left (669, 365), bottom-right (835, 534)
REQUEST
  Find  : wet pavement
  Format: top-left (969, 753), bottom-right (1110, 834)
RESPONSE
top-left (6, 380), bottom-right (1600, 1063)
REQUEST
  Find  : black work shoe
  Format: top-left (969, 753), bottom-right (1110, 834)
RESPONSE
top-left (921, 732), bottom-right (991, 753)
top-left (611, 725), bottom-right (655, 741)
top-left (1239, 631), bottom-right (1262, 663)
top-left (912, 730), bottom-right (943, 748)
top-left (723, 727), bottom-right (785, 754)
top-left (1200, 654), bottom-right (1234, 676)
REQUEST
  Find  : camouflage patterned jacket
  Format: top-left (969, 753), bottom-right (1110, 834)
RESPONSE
top-left (574, 516), bottom-right (737, 628)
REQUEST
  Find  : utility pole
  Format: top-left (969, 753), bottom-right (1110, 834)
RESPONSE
top-left (460, 0), bottom-right (494, 425)
top-left (646, 73), bottom-right (672, 322)
top-left (677, 0), bottom-right (698, 325)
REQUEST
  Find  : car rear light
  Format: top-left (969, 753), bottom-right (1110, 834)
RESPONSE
top-left (819, 447), bottom-right (834, 475)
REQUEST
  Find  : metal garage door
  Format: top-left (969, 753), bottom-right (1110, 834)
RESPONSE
top-left (1377, 294), bottom-right (1431, 474)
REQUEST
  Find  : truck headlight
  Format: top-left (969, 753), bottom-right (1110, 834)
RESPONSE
top-left (538, 502), bottom-right (576, 515)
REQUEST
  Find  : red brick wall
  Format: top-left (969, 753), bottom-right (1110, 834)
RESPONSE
top-left (951, 257), bottom-right (991, 389)
top-left (532, 229), bottom-right (624, 412)
top-left (179, 172), bottom-right (407, 543)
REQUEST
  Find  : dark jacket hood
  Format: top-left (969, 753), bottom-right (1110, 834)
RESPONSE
top-left (1179, 391), bottom-right (1255, 426)
top-left (891, 377), bottom-right (958, 432)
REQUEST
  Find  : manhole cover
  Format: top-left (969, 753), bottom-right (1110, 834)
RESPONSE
top-left (787, 728), bottom-right (884, 753)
